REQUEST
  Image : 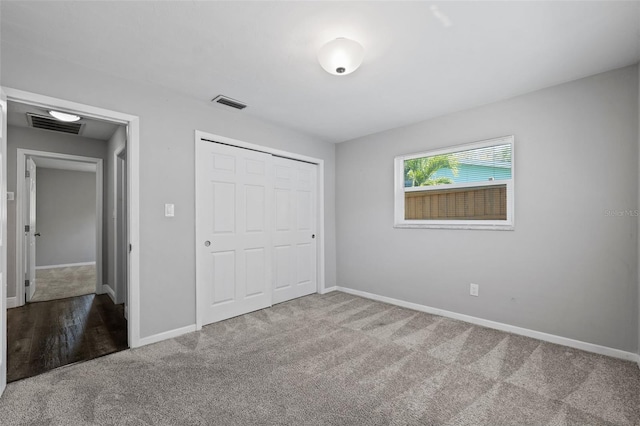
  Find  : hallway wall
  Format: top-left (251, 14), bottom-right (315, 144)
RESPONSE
top-left (36, 168), bottom-right (96, 267)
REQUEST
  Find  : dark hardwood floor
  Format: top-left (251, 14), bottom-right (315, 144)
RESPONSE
top-left (7, 293), bottom-right (128, 382)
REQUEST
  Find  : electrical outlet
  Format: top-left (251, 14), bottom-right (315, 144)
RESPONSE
top-left (470, 283), bottom-right (479, 297)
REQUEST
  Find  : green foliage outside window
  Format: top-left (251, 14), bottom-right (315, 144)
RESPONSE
top-left (404, 155), bottom-right (459, 187)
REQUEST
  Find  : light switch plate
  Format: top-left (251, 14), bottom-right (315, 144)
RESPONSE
top-left (7, 192), bottom-right (14, 201)
top-left (165, 203), bottom-right (175, 217)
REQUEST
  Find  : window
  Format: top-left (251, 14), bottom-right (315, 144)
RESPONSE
top-left (394, 135), bottom-right (514, 230)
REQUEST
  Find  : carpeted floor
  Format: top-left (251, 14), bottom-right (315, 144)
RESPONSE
top-left (0, 291), bottom-right (638, 425)
top-left (31, 265), bottom-right (96, 302)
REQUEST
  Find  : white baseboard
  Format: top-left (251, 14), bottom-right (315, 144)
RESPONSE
top-left (320, 286), bottom-right (337, 294)
top-left (138, 324), bottom-right (197, 347)
top-left (6, 297), bottom-right (18, 309)
top-left (336, 286), bottom-right (639, 363)
top-left (102, 284), bottom-right (116, 303)
top-left (36, 261), bottom-right (96, 270)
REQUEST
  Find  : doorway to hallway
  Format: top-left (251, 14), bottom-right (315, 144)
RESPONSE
top-left (3, 95), bottom-right (136, 383)
top-left (20, 153), bottom-right (101, 304)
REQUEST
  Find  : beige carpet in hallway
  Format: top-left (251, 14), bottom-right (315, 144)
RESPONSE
top-left (31, 264), bottom-right (96, 302)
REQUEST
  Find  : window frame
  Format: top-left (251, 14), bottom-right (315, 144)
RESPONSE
top-left (394, 135), bottom-right (515, 230)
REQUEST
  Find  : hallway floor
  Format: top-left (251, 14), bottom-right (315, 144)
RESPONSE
top-left (32, 264), bottom-right (96, 302)
top-left (6, 293), bottom-right (128, 382)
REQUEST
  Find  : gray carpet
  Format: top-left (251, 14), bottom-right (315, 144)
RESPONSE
top-left (31, 265), bottom-right (96, 302)
top-left (0, 291), bottom-right (638, 425)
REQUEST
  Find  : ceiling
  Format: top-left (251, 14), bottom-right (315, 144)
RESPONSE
top-left (2, 1), bottom-right (639, 143)
top-left (7, 101), bottom-right (121, 141)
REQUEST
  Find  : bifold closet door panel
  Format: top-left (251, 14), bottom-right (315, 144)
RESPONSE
top-left (196, 141), bottom-right (273, 326)
top-left (272, 156), bottom-right (317, 304)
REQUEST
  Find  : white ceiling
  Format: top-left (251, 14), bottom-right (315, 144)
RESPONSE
top-left (2, 1), bottom-right (639, 143)
top-left (7, 101), bottom-right (121, 141)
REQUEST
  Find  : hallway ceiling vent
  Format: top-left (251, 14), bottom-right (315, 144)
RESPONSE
top-left (211, 95), bottom-right (247, 110)
top-left (26, 113), bottom-right (84, 135)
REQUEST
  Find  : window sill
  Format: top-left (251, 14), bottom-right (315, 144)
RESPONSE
top-left (394, 223), bottom-right (515, 231)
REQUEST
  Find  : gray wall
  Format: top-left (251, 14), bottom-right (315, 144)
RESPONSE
top-left (1, 44), bottom-right (337, 339)
top-left (36, 168), bottom-right (96, 267)
top-left (336, 65), bottom-right (639, 353)
top-left (6, 125), bottom-right (109, 298)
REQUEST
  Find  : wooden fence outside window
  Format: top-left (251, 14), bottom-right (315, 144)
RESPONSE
top-left (404, 184), bottom-right (507, 220)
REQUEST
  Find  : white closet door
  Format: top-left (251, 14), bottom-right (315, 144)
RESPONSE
top-left (196, 141), bottom-right (273, 325)
top-left (272, 156), bottom-right (317, 304)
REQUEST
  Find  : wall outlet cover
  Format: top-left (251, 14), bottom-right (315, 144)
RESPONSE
top-left (470, 283), bottom-right (479, 297)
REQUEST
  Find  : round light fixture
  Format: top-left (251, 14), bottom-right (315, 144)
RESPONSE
top-left (48, 110), bottom-right (81, 122)
top-left (317, 37), bottom-right (364, 76)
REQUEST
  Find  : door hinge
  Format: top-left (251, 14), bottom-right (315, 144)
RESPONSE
top-left (25, 279), bottom-right (30, 287)
top-left (25, 225), bottom-right (30, 232)
top-left (25, 170), bottom-right (30, 178)
top-left (129, 244), bottom-right (132, 253)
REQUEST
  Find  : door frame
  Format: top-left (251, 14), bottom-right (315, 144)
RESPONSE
top-left (113, 146), bottom-right (127, 308)
top-left (0, 91), bottom-right (8, 396)
top-left (16, 150), bottom-right (103, 304)
top-left (194, 130), bottom-right (327, 330)
top-left (3, 87), bottom-right (142, 348)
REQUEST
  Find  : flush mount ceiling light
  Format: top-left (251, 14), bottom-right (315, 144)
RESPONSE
top-left (48, 110), bottom-right (81, 122)
top-left (317, 37), bottom-right (364, 76)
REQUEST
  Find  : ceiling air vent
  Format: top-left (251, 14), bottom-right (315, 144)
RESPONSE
top-left (211, 95), bottom-right (247, 110)
top-left (27, 113), bottom-right (84, 135)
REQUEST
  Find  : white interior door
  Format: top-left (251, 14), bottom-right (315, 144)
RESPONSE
top-left (196, 141), bottom-right (273, 326)
top-left (272, 157), bottom-right (317, 304)
top-left (25, 158), bottom-right (37, 302)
